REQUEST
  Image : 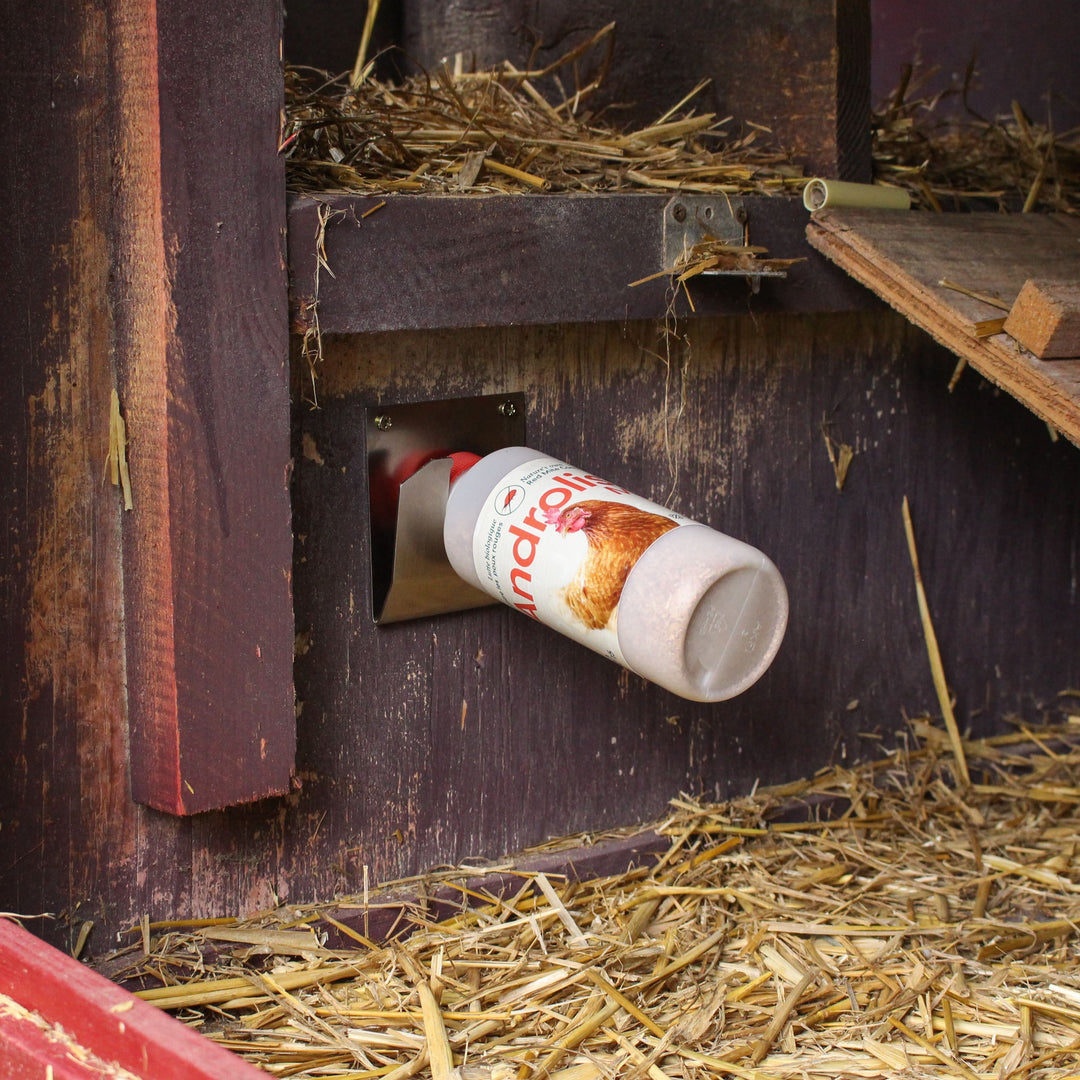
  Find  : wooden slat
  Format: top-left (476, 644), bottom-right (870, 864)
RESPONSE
top-left (806, 209), bottom-right (1080, 445)
top-left (287, 193), bottom-right (872, 334)
top-left (0, 919), bottom-right (265, 1080)
top-left (318, 831), bottom-right (670, 947)
top-left (0, 0), bottom-right (138, 943)
top-left (114, 0), bottom-right (295, 813)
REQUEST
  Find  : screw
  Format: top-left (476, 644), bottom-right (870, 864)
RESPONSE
top-left (374, 414), bottom-right (392, 431)
top-left (734, 205), bottom-right (749, 225)
top-left (498, 401), bottom-right (517, 418)
top-left (672, 203), bottom-right (687, 223)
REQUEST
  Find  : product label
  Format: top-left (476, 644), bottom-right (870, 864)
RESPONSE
top-left (472, 459), bottom-right (689, 663)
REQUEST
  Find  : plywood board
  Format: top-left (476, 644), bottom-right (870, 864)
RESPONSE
top-left (806, 209), bottom-right (1080, 445)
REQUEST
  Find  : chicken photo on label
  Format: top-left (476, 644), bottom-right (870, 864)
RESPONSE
top-left (542, 501), bottom-right (679, 631)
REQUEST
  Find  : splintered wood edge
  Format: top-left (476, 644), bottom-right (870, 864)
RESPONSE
top-left (806, 218), bottom-right (1080, 449)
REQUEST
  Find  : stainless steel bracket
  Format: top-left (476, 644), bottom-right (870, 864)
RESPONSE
top-left (366, 393), bottom-right (526, 624)
top-left (661, 195), bottom-right (787, 293)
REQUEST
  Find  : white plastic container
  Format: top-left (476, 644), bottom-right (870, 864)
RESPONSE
top-left (443, 447), bottom-right (788, 702)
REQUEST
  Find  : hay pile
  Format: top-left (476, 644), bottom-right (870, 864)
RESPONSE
top-left (99, 717), bottom-right (1080, 1079)
top-left (282, 24), bottom-right (803, 198)
top-left (282, 20), bottom-right (1080, 216)
top-left (873, 65), bottom-right (1080, 214)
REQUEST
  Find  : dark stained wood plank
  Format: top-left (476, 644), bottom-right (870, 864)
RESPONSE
top-left (285, 0), bottom-right (403, 79)
top-left (399, 0), bottom-right (871, 180)
top-left (0, 919), bottom-right (267, 1080)
top-left (0, 0), bottom-right (145, 950)
top-left (298, 832), bottom-right (669, 948)
top-left (1, 0), bottom-right (297, 956)
top-left (114, 0), bottom-right (295, 814)
top-left (285, 311), bottom-right (1080, 898)
top-left (287, 193), bottom-right (873, 334)
top-left (806, 208), bottom-right (1080, 445)
top-left (871, 0), bottom-right (1080, 133)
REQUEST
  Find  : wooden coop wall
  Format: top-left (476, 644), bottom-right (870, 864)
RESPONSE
top-left (1, 0), bottom-right (1079, 959)
top-left (288, 313), bottom-right (1080, 893)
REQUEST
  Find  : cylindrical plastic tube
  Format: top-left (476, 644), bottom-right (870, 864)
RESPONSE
top-left (802, 178), bottom-right (911, 212)
top-left (443, 447), bottom-right (788, 702)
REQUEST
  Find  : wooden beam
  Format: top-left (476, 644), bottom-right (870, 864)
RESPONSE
top-left (1004, 279), bottom-right (1080, 359)
top-left (0, 919), bottom-right (266, 1080)
top-left (287, 193), bottom-right (873, 334)
top-left (806, 209), bottom-right (1080, 446)
top-left (113, 0), bottom-right (295, 813)
top-left (0, 0), bottom-right (135, 942)
top-left (317, 831), bottom-right (671, 947)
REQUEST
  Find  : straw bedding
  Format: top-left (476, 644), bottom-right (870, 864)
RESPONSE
top-left (282, 24), bottom-right (804, 200)
top-left (281, 25), bottom-right (1079, 215)
top-left (97, 716), bottom-right (1080, 1079)
top-left (872, 65), bottom-right (1080, 215)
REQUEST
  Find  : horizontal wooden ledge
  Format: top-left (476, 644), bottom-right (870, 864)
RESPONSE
top-left (807, 208), bottom-right (1080, 449)
top-left (287, 192), bottom-right (875, 334)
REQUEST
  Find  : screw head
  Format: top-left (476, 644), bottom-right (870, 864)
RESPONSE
top-left (374, 414), bottom-right (392, 431)
top-left (672, 203), bottom-right (687, 223)
top-left (498, 401), bottom-right (517, 418)
top-left (734, 205), bottom-right (749, 225)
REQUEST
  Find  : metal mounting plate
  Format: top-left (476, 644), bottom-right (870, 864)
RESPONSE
top-left (662, 195), bottom-right (787, 287)
top-left (366, 393), bottom-right (526, 624)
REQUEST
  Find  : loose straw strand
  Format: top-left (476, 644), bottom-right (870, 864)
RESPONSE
top-left (902, 495), bottom-right (971, 787)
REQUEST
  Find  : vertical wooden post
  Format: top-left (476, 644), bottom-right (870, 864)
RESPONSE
top-left (113, 0), bottom-right (295, 814)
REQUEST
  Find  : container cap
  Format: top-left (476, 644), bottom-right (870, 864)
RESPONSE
top-left (617, 525), bottom-right (788, 702)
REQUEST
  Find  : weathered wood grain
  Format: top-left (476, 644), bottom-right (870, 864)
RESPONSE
top-left (0, 0), bottom-right (294, 951)
top-left (806, 209), bottom-right (1080, 445)
top-left (398, 0), bottom-right (871, 180)
top-left (287, 193), bottom-right (873, 334)
top-left (0, 0), bottom-right (133, 950)
top-left (114, 0), bottom-right (295, 814)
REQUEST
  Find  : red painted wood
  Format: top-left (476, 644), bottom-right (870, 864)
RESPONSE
top-left (0, 1012), bottom-right (107, 1080)
top-left (0, 920), bottom-right (264, 1080)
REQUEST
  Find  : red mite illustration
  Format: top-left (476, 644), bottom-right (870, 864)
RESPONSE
top-left (542, 501), bottom-right (679, 631)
